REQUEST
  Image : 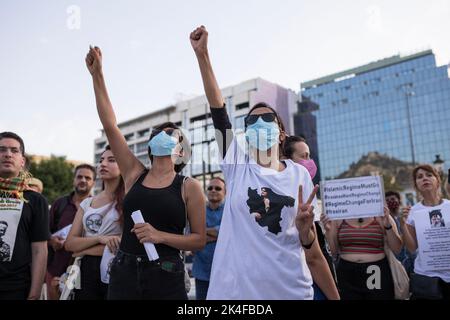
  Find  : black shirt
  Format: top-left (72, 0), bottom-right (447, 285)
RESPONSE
top-left (120, 171), bottom-right (186, 258)
top-left (0, 190), bottom-right (50, 291)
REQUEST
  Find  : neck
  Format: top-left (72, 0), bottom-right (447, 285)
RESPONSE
top-left (151, 157), bottom-right (175, 175)
top-left (389, 210), bottom-right (399, 217)
top-left (0, 171), bottom-right (20, 179)
top-left (208, 201), bottom-right (222, 210)
top-left (73, 191), bottom-right (90, 203)
top-left (103, 178), bottom-right (120, 196)
top-left (422, 192), bottom-right (441, 206)
top-left (251, 148), bottom-right (282, 171)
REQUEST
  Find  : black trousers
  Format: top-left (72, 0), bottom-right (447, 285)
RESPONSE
top-left (74, 255), bottom-right (108, 300)
top-left (336, 257), bottom-right (395, 300)
top-left (107, 250), bottom-right (187, 300)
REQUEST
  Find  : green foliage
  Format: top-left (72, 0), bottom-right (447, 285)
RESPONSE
top-left (29, 155), bottom-right (74, 204)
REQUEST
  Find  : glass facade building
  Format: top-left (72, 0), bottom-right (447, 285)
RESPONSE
top-left (301, 50), bottom-right (450, 179)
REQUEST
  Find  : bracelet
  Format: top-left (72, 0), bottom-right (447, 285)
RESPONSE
top-left (301, 233), bottom-right (316, 249)
top-left (384, 224), bottom-right (393, 230)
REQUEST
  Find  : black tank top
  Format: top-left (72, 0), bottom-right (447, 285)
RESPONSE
top-left (120, 170), bottom-right (186, 257)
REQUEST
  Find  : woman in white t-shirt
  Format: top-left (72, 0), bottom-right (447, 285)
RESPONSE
top-left (401, 164), bottom-right (450, 299)
top-left (190, 25), bottom-right (339, 300)
top-left (65, 146), bottom-right (124, 299)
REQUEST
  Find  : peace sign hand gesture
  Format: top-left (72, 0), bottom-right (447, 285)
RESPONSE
top-left (295, 185), bottom-right (319, 245)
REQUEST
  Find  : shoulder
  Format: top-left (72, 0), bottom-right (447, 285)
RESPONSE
top-left (23, 190), bottom-right (48, 206)
top-left (51, 194), bottom-right (72, 207)
top-left (79, 197), bottom-right (93, 211)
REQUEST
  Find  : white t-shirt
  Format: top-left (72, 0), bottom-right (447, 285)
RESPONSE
top-left (80, 198), bottom-right (122, 238)
top-left (407, 199), bottom-right (450, 282)
top-left (207, 137), bottom-right (315, 300)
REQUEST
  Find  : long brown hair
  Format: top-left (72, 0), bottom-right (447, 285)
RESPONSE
top-left (101, 146), bottom-right (125, 224)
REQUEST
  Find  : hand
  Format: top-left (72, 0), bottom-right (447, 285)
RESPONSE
top-left (190, 25), bottom-right (208, 55)
top-left (295, 185), bottom-right (319, 236)
top-left (400, 206), bottom-right (411, 225)
top-left (382, 205), bottom-right (392, 228)
top-left (85, 45), bottom-right (103, 76)
top-left (320, 213), bottom-right (332, 233)
top-left (49, 236), bottom-right (65, 251)
top-left (131, 223), bottom-right (165, 244)
top-left (251, 212), bottom-right (262, 220)
top-left (105, 236), bottom-right (121, 254)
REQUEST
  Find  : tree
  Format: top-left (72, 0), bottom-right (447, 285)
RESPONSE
top-left (29, 155), bottom-right (74, 204)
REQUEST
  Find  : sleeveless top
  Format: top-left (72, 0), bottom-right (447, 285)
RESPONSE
top-left (338, 218), bottom-right (384, 254)
top-left (119, 170), bottom-right (186, 257)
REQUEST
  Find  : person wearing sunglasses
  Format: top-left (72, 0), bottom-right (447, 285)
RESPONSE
top-left (85, 46), bottom-right (206, 299)
top-left (191, 26), bottom-right (339, 299)
top-left (192, 177), bottom-right (225, 300)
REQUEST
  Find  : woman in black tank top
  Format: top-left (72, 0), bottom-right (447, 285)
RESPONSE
top-left (86, 46), bottom-right (206, 299)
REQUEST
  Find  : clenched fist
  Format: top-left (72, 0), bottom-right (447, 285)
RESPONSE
top-left (85, 45), bottom-right (103, 76)
top-left (190, 25), bottom-right (208, 55)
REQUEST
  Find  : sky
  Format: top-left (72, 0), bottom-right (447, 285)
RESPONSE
top-left (1, 0), bottom-right (450, 163)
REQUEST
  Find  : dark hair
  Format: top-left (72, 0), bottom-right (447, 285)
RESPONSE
top-left (412, 164), bottom-right (442, 192)
top-left (0, 132), bottom-right (25, 155)
top-left (147, 122), bottom-right (191, 173)
top-left (385, 191), bottom-right (401, 202)
top-left (245, 102), bottom-right (286, 157)
top-left (210, 176), bottom-right (225, 185)
top-left (101, 145), bottom-right (125, 225)
top-left (74, 163), bottom-right (96, 180)
top-left (283, 135), bottom-right (307, 159)
top-left (0, 221), bottom-right (8, 227)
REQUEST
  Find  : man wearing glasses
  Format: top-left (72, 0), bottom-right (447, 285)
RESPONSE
top-left (191, 177), bottom-right (225, 300)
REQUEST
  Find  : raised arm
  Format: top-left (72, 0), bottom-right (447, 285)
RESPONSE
top-left (190, 26), bottom-right (233, 157)
top-left (190, 26), bottom-right (224, 108)
top-left (85, 46), bottom-right (144, 190)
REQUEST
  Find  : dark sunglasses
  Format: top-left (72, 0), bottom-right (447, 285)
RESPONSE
top-left (207, 186), bottom-right (223, 191)
top-left (244, 113), bottom-right (277, 126)
top-left (152, 128), bottom-right (183, 142)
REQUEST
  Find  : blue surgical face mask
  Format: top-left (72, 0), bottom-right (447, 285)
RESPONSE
top-left (245, 117), bottom-right (280, 151)
top-left (148, 131), bottom-right (178, 156)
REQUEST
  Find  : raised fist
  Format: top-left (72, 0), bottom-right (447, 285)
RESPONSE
top-left (190, 25), bottom-right (208, 54)
top-left (85, 45), bottom-right (102, 75)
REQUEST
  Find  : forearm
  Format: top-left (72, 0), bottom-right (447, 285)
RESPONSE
top-left (29, 243), bottom-right (48, 299)
top-left (92, 73), bottom-right (117, 131)
top-left (299, 227), bottom-right (315, 246)
top-left (74, 244), bottom-right (105, 257)
top-left (385, 229), bottom-right (403, 254)
top-left (305, 243), bottom-right (340, 300)
top-left (206, 227), bottom-right (218, 238)
top-left (401, 225), bottom-right (418, 253)
top-left (65, 235), bottom-right (100, 253)
top-left (195, 51), bottom-right (224, 108)
top-left (160, 232), bottom-right (206, 251)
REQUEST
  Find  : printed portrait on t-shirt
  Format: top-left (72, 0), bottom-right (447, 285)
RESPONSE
top-left (85, 213), bottom-right (103, 233)
top-left (429, 209), bottom-right (445, 228)
top-left (0, 198), bottom-right (24, 262)
top-left (246, 187), bottom-right (295, 235)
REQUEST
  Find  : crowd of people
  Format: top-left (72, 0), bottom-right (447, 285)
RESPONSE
top-left (0, 26), bottom-right (449, 300)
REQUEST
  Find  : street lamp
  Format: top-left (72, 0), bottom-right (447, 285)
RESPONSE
top-left (404, 90), bottom-right (416, 165)
top-left (432, 154), bottom-right (444, 175)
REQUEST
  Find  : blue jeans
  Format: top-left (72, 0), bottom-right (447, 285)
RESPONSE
top-left (107, 250), bottom-right (187, 300)
top-left (195, 279), bottom-right (209, 300)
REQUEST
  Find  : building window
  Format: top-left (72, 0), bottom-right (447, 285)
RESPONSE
top-left (137, 129), bottom-right (150, 138)
top-left (136, 141), bottom-right (148, 154)
top-left (235, 102), bottom-right (249, 111)
top-left (96, 142), bottom-right (106, 150)
top-left (124, 133), bottom-right (134, 141)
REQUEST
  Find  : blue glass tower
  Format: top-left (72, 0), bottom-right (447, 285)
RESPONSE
top-left (301, 50), bottom-right (450, 179)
